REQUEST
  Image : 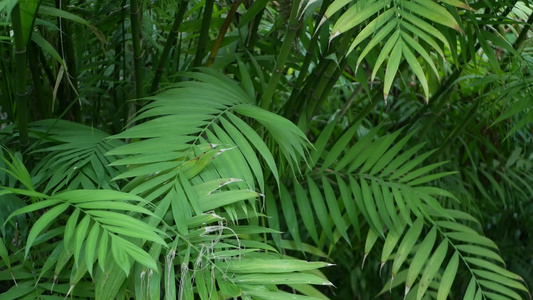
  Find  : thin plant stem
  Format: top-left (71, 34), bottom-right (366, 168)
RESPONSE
top-left (150, 0), bottom-right (188, 94)
top-left (260, 0), bottom-right (302, 111)
top-left (28, 42), bottom-right (49, 120)
top-left (293, 0), bottom-right (330, 91)
top-left (61, 12), bottom-right (81, 122)
top-left (245, 7), bottom-right (265, 50)
top-left (11, 4), bottom-right (29, 147)
top-left (205, 0), bottom-right (242, 67)
top-left (131, 0), bottom-right (145, 99)
top-left (193, 0), bottom-right (215, 67)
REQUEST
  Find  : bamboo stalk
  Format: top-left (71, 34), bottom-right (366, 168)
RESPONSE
top-left (193, 0), bottom-right (215, 67)
top-left (150, 0), bottom-right (188, 94)
top-left (11, 4), bottom-right (30, 147)
top-left (0, 41), bottom-right (14, 122)
top-left (260, 0), bottom-right (303, 111)
top-left (130, 0), bottom-right (144, 99)
top-left (205, 0), bottom-right (242, 67)
top-left (28, 42), bottom-right (49, 120)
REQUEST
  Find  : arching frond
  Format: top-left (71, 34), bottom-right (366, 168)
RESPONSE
top-left (30, 120), bottom-right (124, 194)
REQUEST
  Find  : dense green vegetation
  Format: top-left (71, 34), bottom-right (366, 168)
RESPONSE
top-left (1, 0), bottom-right (532, 299)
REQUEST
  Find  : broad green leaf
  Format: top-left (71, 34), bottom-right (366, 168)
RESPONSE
top-left (219, 259), bottom-right (332, 273)
top-left (111, 236), bottom-right (132, 275)
top-left (383, 39), bottom-right (403, 100)
top-left (324, 123), bottom-right (359, 171)
top-left (31, 32), bottom-right (65, 68)
top-left (0, 238), bottom-right (10, 271)
top-left (371, 130), bottom-right (415, 175)
top-left (456, 245), bottom-right (504, 264)
top-left (25, 203), bottom-right (69, 258)
top-left (322, 176), bottom-right (350, 244)
top-left (381, 229), bottom-right (402, 272)
top-left (307, 176), bottom-right (333, 242)
top-left (407, 0), bottom-right (463, 32)
top-left (363, 229), bottom-right (379, 268)
top-left (392, 218), bottom-right (424, 276)
top-left (219, 117), bottom-right (264, 192)
top-left (478, 280), bottom-right (522, 300)
top-left (56, 189), bottom-right (146, 204)
top-left (417, 240), bottom-right (448, 299)
top-left (226, 113), bottom-right (279, 185)
top-left (73, 215), bottom-right (91, 267)
top-left (85, 223), bottom-right (100, 277)
top-left (360, 131), bottom-right (401, 174)
top-left (233, 273), bottom-right (332, 285)
top-left (294, 181), bottom-right (319, 244)
top-left (97, 233), bottom-right (109, 272)
top-left (464, 257), bottom-right (522, 280)
top-left (437, 251), bottom-right (459, 300)
top-left (337, 175), bottom-right (360, 239)
top-left (464, 276), bottom-right (477, 299)
top-left (348, 8), bottom-right (395, 54)
top-left (120, 238), bottom-right (158, 272)
top-left (446, 232), bottom-right (498, 249)
top-left (356, 19), bottom-right (398, 70)
top-left (243, 290), bottom-right (325, 300)
top-left (330, 0), bottom-right (390, 38)
top-left (64, 207), bottom-right (80, 250)
top-left (370, 30), bottom-right (400, 83)
top-left (399, 12), bottom-right (450, 49)
top-left (472, 269), bottom-right (528, 292)
top-left (74, 201), bottom-right (155, 217)
top-left (435, 221), bottom-right (478, 234)
top-left (406, 227), bottom-right (436, 289)
top-left (402, 42), bottom-right (429, 101)
top-left (360, 178), bottom-right (383, 234)
top-left (280, 184), bottom-right (303, 249)
top-left (199, 190), bottom-right (259, 211)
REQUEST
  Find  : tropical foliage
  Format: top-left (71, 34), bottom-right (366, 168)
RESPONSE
top-left (0, 0), bottom-right (532, 299)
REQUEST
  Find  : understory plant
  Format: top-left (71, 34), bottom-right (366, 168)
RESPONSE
top-left (1, 0), bottom-right (532, 299)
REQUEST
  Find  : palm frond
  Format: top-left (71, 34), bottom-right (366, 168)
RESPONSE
top-left (322, 0), bottom-right (470, 101)
top-left (30, 120), bottom-right (124, 194)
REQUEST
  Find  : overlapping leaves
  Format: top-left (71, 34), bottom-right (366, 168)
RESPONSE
top-left (280, 120), bottom-right (455, 248)
top-left (30, 120), bottom-right (124, 194)
top-left (94, 68), bottom-right (329, 299)
top-left (277, 118), bottom-right (528, 299)
top-left (374, 210), bottom-right (529, 300)
top-left (321, 0), bottom-right (470, 101)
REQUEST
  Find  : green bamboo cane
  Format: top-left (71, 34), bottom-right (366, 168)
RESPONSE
top-left (150, 0), bottom-right (188, 94)
top-left (193, 0), bottom-right (215, 67)
top-left (260, 0), bottom-right (303, 111)
top-left (0, 41), bottom-right (14, 122)
top-left (130, 0), bottom-right (144, 99)
top-left (28, 42), bottom-right (49, 119)
top-left (11, 4), bottom-right (29, 147)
